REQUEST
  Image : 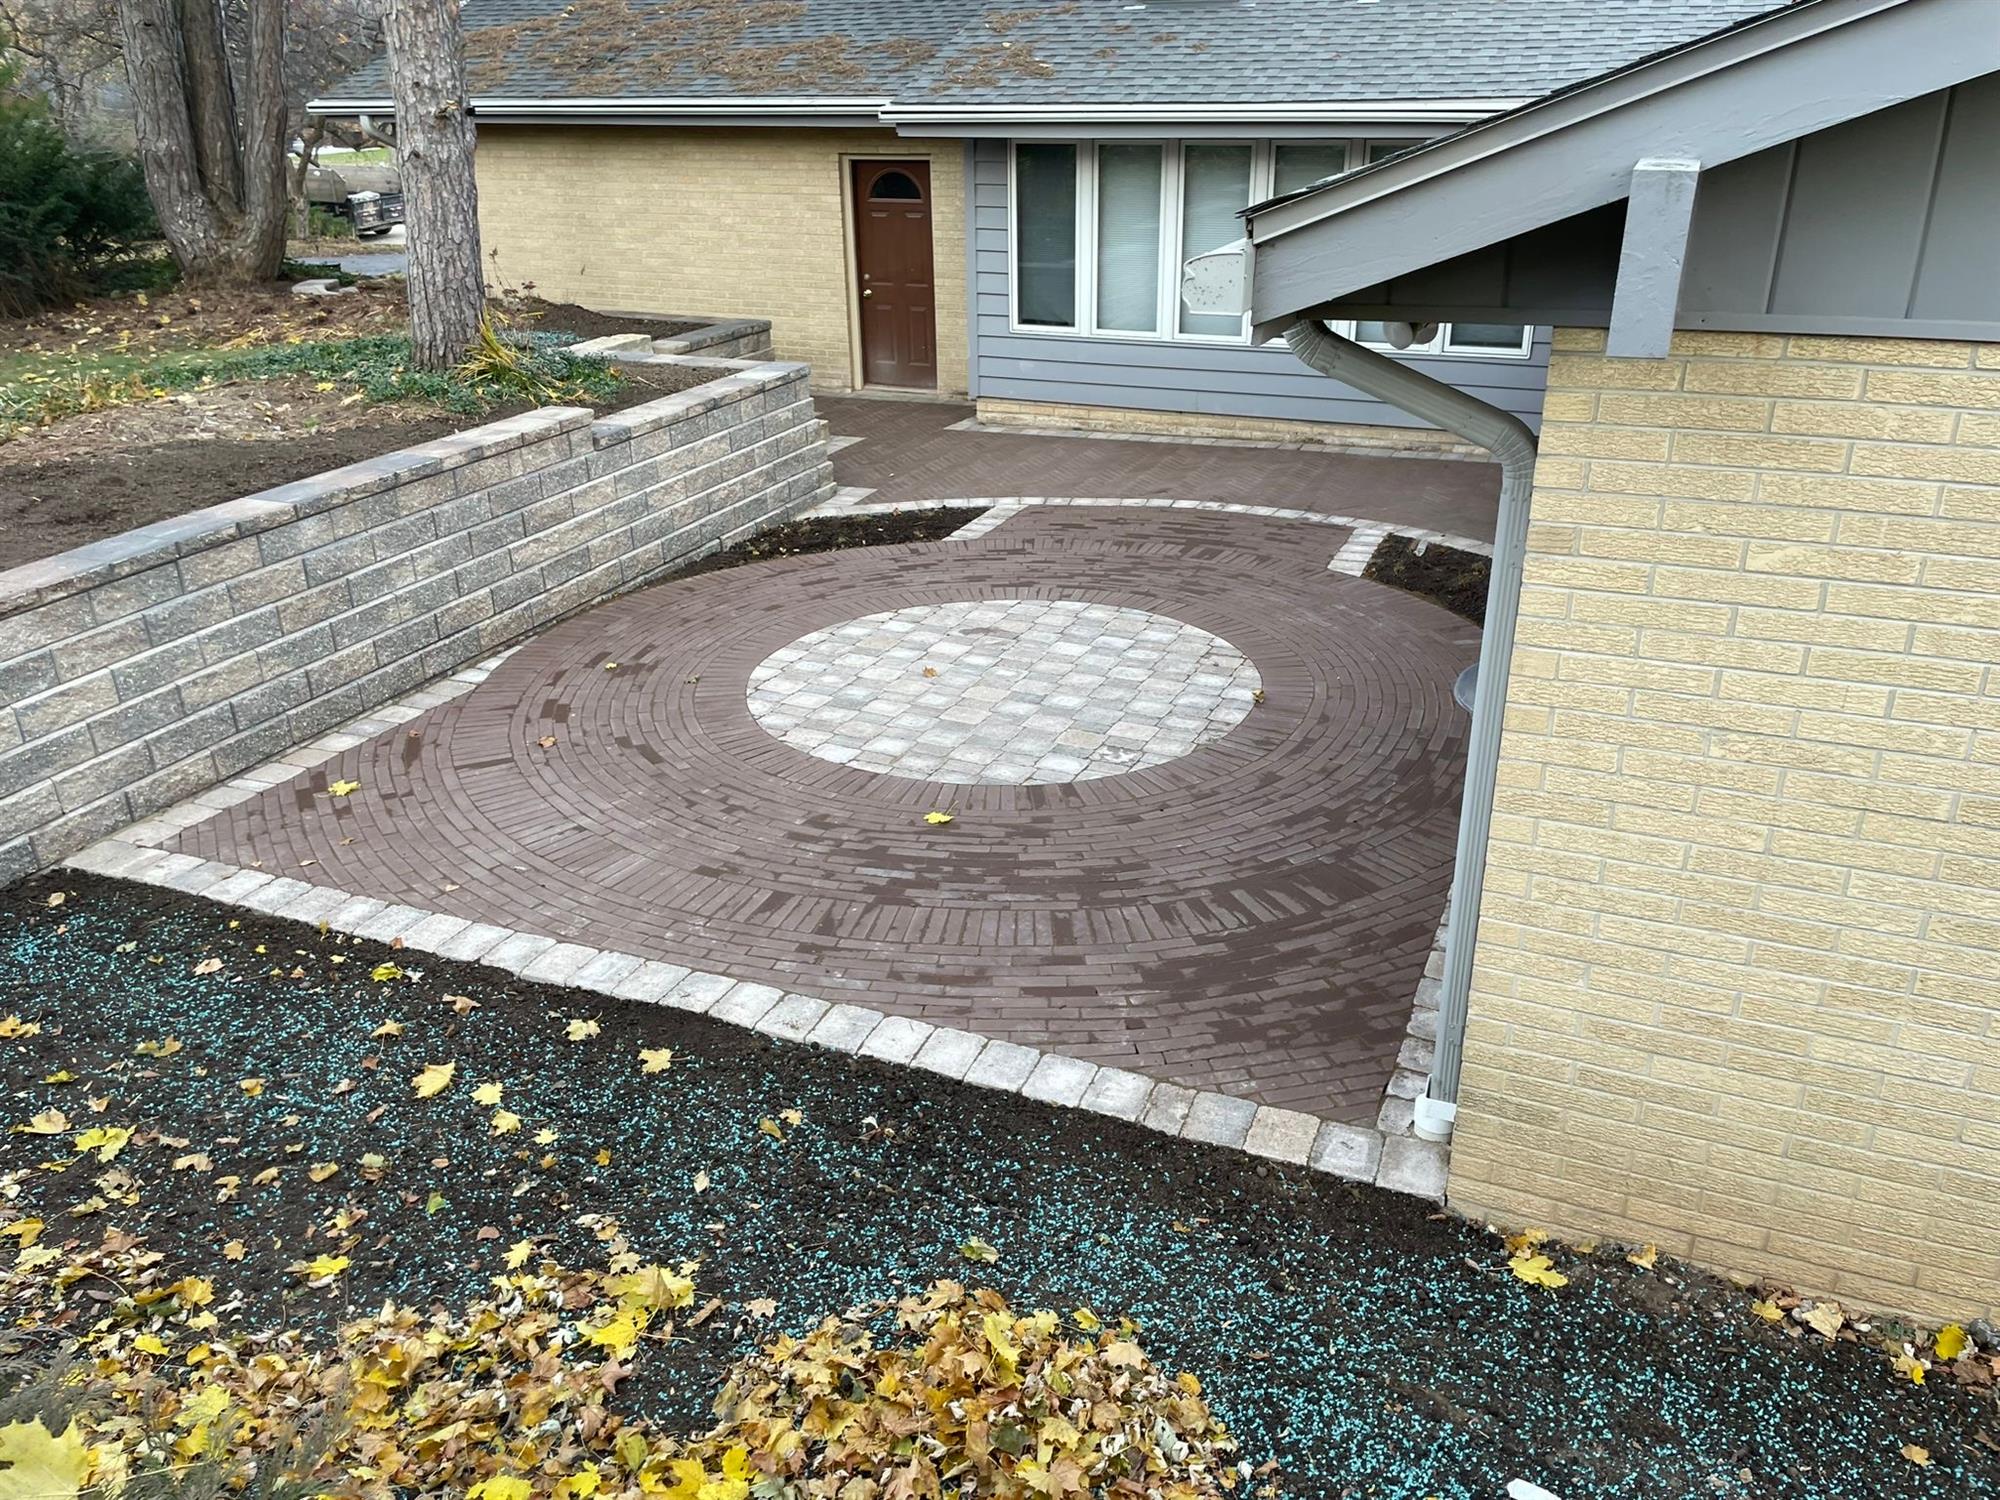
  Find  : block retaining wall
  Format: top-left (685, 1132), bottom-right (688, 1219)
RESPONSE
top-left (0, 356), bottom-right (833, 882)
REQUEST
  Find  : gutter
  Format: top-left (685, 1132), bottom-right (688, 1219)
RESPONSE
top-left (1282, 320), bottom-right (1538, 1142)
top-left (306, 95), bottom-right (891, 117)
top-left (308, 94), bottom-right (1526, 128)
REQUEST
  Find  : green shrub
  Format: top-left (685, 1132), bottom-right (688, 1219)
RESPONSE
top-left (0, 60), bottom-right (157, 316)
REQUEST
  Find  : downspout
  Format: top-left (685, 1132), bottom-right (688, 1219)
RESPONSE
top-left (1283, 319), bottom-right (1539, 1140)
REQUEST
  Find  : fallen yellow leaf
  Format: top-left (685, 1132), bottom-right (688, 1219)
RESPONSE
top-left (639, 1047), bottom-right (674, 1074)
top-left (1903, 1444), bottom-right (1931, 1466)
top-left (1626, 1244), bottom-right (1658, 1270)
top-left (566, 1018), bottom-right (601, 1042)
top-left (472, 1081), bottom-right (504, 1106)
top-left (1935, 1323), bottom-right (1969, 1361)
top-left (1507, 1253), bottom-right (1568, 1289)
top-left (327, 779), bottom-right (361, 797)
top-left (505, 1239), bottom-right (534, 1270)
top-left (959, 1237), bottom-right (999, 1264)
top-left (0, 1416), bottom-right (92, 1499)
top-left (412, 1061), bottom-right (456, 1098)
top-left (72, 1125), bottom-right (131, 1162)
top-left (924, 810), bottom-right (953, 825)
top-left (292, 1254), bottom-right (349, 1280)
top-left (15, 1109), bottom-right (69, 1135)
top-left (491, 1109), bottom-right (522, 1136)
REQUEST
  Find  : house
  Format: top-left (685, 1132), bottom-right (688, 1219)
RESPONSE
top-left (312, 0), bottom-right (1767, 452)
top-left (1222, 0), bottom-right (2000, 1319)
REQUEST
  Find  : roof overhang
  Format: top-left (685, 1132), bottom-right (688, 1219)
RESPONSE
top-left (1242, 0), bottom-right (2000, 328)
top-left (877, 98), bottom-right (1528, 133)
top-left (309, 92), bottom-right (1531, 135)
top-left (307, 94), bottom-right (891, 122)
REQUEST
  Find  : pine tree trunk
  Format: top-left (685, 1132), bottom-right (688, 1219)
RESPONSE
top-left (384, 0), bottom-right (483, 372)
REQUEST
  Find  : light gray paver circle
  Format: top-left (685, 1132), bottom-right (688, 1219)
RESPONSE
top-left (746, 597), bottom-right (1262, 784)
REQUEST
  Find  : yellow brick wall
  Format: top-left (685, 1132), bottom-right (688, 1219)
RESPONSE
top-left (1451, 327), bottom-right (2000, 1321)
top-left (473, 126), bottom-right (968, 394)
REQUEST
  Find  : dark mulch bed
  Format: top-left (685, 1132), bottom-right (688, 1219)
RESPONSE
top-left (671, 506), bottom-right (982, 579)
top-left (0, 362), bottom-right (714, 570)
top-left (513, 299), bottom-right (707, 342)
top-left (3, 871), bottom-right (1994, 1498)
top-left (1365, 533), bottom-right (1491, 624)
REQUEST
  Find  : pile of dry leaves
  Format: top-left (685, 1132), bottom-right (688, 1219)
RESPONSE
top-left (0, 1227), bottom-right (1242, 1499)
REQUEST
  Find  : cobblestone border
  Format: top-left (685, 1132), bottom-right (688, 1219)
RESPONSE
top-left (807, 492), bottom-right (1492, 577)
top-left (944, 415), bottom-right (1494, 464)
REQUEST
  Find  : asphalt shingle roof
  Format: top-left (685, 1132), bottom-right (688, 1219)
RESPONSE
top-left (324, 0), bottom-right (1790, 110)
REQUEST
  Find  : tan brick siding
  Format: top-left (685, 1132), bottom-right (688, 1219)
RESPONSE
top-left (473, 127), bottom-right (967, 395)
top-left (1451, 327), bottom-right (2000, 1321)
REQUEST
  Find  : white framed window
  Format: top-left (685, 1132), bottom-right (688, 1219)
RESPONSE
top-left (1318, 318), bottom-right (1532, 360)
top-left (1007, 138), bottom-right (1532, 358)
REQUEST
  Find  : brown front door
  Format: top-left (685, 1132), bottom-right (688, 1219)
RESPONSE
top-left (852, 159), bottom-right (937, 389)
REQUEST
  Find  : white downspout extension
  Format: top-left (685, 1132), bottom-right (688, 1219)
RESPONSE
top-left (1283, 320), bottom-right (1539, 1141)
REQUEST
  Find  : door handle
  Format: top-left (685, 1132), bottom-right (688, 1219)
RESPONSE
top-left (861, 288), bottom-right (873, 297)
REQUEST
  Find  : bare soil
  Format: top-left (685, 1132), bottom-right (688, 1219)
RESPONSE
top-left (3, 869), bottom-right (1996, 1498)
top-left (1364, 533), bottom-right (1491, 624)
top-left (0, 363), bottom-right (714, 567)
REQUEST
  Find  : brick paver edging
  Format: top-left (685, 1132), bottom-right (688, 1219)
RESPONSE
top-left (64, 623), bottom-right (1450, 1201)
top-left (67, 833), bottom-right (1447, 1200)
top-left (809, 492), bottom-right (1494, 577)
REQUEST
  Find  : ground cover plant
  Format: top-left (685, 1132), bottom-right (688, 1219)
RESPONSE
top-left (0, 285), bottom-right (724, 566)
top-left (2, 873), bottom-right (1996, 1498)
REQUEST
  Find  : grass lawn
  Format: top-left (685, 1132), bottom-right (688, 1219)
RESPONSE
top-left (3, 871), bottom-right (1995, 1498)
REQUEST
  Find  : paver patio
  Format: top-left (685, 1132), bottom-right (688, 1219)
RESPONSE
top-left (163, 403), bottom-right (1490, 1123)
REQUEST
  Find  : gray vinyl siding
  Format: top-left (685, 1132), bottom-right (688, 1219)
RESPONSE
top-left (1288, 76), bottom-right (2000, 344)
top-left (969, 139), bottom-right (1549, 433)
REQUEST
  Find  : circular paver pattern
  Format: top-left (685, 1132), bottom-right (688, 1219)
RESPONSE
top-left (174, 505), bottom-right (1479, 1121)
top-left (746, 598), bottom-right (1261, 783)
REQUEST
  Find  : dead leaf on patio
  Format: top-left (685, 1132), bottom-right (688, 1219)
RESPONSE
top-left (537, 735), bottom-right (558, 748)
top-left (639, 1047), bottom-right (674, 1074)
top-left (924, 810), bottom-right (954, 825)
top-left (921, 665), bottom-right (939, 678)
top-left (327, 780), bottom-right (361, 797)
top-left (444, 993), bottom-right (479, 1014)
top-left (1251, 688), bottom-right (1266, 704)
top-left (566, 1019), bottom-right (601, 1042)
top-left (412, 1061), bottom-right (457, 1098)
top-left (192, 957), bottom-right (223, 976)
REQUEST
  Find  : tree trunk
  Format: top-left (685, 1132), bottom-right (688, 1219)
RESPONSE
top-left (116, 0), bottom-right (226, 273)
top-left (228, 0), bottom-right (289, 281)
top-left (175, 0), bottom-right (242, 214)
top-left (116, 0), bottom-right (290, 285)
top-left (384, 0), bottom-right (483, 372)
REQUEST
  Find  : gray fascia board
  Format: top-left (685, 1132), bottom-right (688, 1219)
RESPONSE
top-left (1606, 158), bottom-right (1701, 358)
top-left (307, 94), bottom-right (889, 118)
top-left (1247, 0), bottom-right (1997, 323)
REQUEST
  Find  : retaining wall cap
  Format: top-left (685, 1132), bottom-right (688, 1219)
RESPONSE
top-left (0, 405), bottom-right (596, 619)
top-left (588, 364), bottom-right (802, 449)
